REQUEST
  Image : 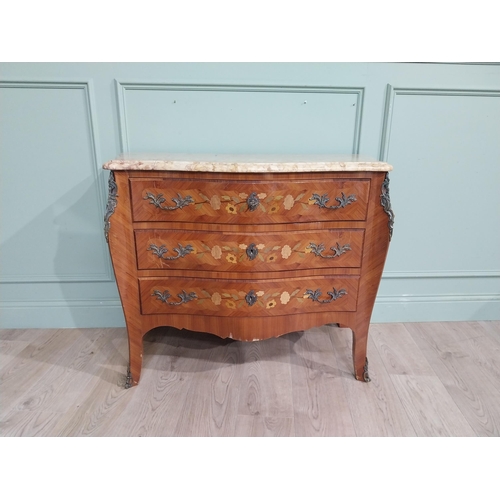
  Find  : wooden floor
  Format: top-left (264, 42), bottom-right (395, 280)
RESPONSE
top-left (1, 321), bottom-right (499, 436)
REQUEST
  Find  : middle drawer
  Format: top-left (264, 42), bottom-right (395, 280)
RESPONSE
top-left (135, 229), bottom-right (364, 272)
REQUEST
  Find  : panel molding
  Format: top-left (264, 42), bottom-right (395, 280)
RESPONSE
top-left (379, 84), bottom-right (500, 280)
top-left (372, 293), bottom-right (500, 322)
top-left (376, 293), bottom-right (500, 303)
top-left (383, 270), bottom-right (500, 279)
top-left (0, 273), bottom-right (114, 283)
top-left (0, 79), bottom-right (113, 283)
top-left (0, 298), bottom-right (124, 328)
top-left (115, 80), bottom-right (365, 154)
top-left (380, 85), bottom-right (500, 162)
top-left (0, 298), bottom-right (122, 308)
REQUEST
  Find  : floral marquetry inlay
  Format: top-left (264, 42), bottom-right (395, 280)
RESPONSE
top-left (190, 190), bottom-right (312, 214)
top-left (139, 231), bottom-right (362, 271)
top-left (196, 287), bottom-right (307, 310)
top-left (131, 178), bottom-right (371, 225)
top-left (153, 284), bottom-right (350, 311)
top-left (145, 189), bottom-right (355, 215)
top-left (194, 241), bottom-right (316, 264)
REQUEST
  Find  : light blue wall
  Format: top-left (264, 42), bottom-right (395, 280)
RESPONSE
top-left (1, 63), bottom-right (499, 328)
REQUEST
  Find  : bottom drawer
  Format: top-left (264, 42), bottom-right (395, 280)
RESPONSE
top-left (139, 276), bottom-right (359, 317)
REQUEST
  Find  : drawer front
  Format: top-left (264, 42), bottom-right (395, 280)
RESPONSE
top-left (139, 276), bottom-right (359, 316)
top-left (130, 178), bottom-right (370, 223)
top-left (135, 229), bottom-right (364, 272)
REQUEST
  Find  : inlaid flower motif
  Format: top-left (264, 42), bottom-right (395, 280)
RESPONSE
top-left (256, 244), bottom-right (265, 250)
top-left (308, 197), bottom-right (316, 205)
top-left (226, 253), bottom-right (237, 264)
top-left (281, 245), bottom-right (292, 259)
top-left (256, 291), bottom-right (265, 297)
top-left (283, 194), bottom-right (295, 210)
top-left (267, 254), bottom-right (278, 263)
top-left (226, 203), bottom-right (237, 214)
top-left (280, 291), bottom-right (290, 305)
top-left (304, 246), bottom-right (312, 254)
top-left (211, 292), bottom-right (222, 305)
top-left (210, 195), bottom-right (221, 210)
top-left (238, 192), bottom-right (248, 200)
top-left (239, 243), bottom-right (248, 250)
top-left (258, 193), bottom-right (267, 199)
top-left (211, 245), bottom-right (222, 259)
top-left (266, 299), bottom-right (277, 309)
top-left (269, 204), bottom-right (279, 214)
top-left (226, 300), bottom-right (236, 309)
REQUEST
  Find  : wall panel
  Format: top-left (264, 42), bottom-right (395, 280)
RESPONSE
top-left (381, 86), bottom-right (500, 277)
top-left (116, 82), bottom-right (364, 154)
top-left (0, 81), bottom-right (112, 284)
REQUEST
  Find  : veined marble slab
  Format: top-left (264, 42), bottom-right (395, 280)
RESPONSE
top-left (103, 153), bottom-right (393, 172)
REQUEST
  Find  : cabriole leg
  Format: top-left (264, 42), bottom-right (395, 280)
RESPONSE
top-left (352, 324), bottom-right (371, 382)
top-left (125, 326), bottom-right (144, 388)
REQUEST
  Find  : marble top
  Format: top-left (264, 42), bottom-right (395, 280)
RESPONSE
top-left (103, 154), bottom-right (393, 172)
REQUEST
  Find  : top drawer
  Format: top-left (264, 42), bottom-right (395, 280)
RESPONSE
top-left (130, 178), bottom-right (370, 223)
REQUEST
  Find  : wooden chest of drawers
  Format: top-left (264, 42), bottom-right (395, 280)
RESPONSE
top-left (103, 155), bottom-right (394, 387)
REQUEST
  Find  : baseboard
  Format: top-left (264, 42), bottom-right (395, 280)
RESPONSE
top-left (372, 294), bottom-right (500, 323)
top-left (0, 299), bottom-right (125, 328)
top-left (1, 294), bottom-right (498, 328)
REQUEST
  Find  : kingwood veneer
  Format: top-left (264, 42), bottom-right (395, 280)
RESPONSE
top-left (103, 155), bottom-right (394, 387)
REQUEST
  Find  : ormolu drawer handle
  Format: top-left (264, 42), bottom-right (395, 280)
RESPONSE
top-left (144, 192), bottom-right (194, 211)
top-left (246, 243), bottom-right (258, 260)
top-left (310, 192), bottom-right (356, 210)
top-left (305, 287), bottom-right (347, 304)
top-left (246, 192), bottom-right (260, 211)
top-left (152, 289), bottom-right (197, 305)
top-left (307, 242), bottom-right (351, 259)
top-left (148, 243), bottom-right (193, 260)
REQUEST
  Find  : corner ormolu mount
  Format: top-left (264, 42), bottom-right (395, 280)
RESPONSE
top-left (363, 358), bottom-right (371, 382)
top-left (380, 173), bottom-right (395, 240)
top-left (125, 366), bottom-right (133, 389)
top-left (104, 171), bottom-right (118, 242)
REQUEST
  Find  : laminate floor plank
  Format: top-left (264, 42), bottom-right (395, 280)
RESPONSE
top-left (237, 336), bottom-right (294, 419)
top-left (0, 410), bottom-right (63, 437)
top-left (0, 329), bottom-right (25, 342)
top-left (390, 374), bottom-right (476, 436)
top-left (0, 328), bottom-right (76, 347)
top-left (461, 335), bottom-right (500, 388)
top-left (0, 329), bottom-right (85, 418)
top-left (100, 328), bottom-right (198, 436)
top-left (370, 323), bottom-right (435, 376)
top-left (330, 326), bottom-right (417, 437)
top-left (0, 329), bottom-right (65, 380)
top-left (8, 329), bottom-right (111, 415)
top-left (416, 321), bottom-right (486, 342)
top-left (56, 383), bottom-right (133, 437)
top-left (234, 415), bottom-right (294, 437)
top-left (405, 322), bottom-right (500, 437)
top-left (172, 331), bottom-right (242, 437)
top-left (477, 321), bottom-right (500, 344)
top-left (289, 326), bottom-right (356, 437)
top-left (49, 329), bottom-right (134, 437)
top-left (0, 340), bottom-right (30, 368)
top-left (0, 329), bottom-right (49, 342)
top-left (0, 329), bottom-right (127, 437)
